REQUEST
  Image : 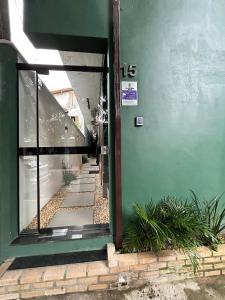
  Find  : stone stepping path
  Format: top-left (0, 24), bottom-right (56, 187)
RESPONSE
top-left (77, 174), bottom-right (95, 179)
top-left (81, 170), bottom-right (89, 174)
top-left (67, 184), bottom-right (95, 193)
top-left (48, 208), bottom-right (93, 227)
top-left (71, 178), bottom-right (95, 185)
top-left (47, 160), bottom-right (99, 228)
top-left (61, 192), bottom-right (94, 207)
top-left (82, 167), bottom-right (99, 172)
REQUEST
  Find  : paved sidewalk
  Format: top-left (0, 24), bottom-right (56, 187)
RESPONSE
top-left (35, 276), bottom-right (225, 300)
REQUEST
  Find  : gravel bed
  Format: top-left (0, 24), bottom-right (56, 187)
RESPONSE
top-left (27, 189), bottom-right (66, 229)
top-left (94, 173), bottom-right (109, 224)
top-left (26, 160), bottom-right (109, 229)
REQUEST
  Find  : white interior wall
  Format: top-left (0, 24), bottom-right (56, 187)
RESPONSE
top-left (59, 52), bottom-right (104, 132)
top-left (53, 90), bottom-right (85, 134)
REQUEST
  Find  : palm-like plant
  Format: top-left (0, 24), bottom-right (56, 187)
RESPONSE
top-left (123, 201), bottom-right (169, 253)
top-left (123, 196), bottom-right (218, 272)
top-left (159, 197), bottom-right (212, 271)
top-left (190, 191), bottom-right (225, 248)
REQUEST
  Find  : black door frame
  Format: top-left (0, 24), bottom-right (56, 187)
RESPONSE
top-left (16, 0), bottom-right (123, 246)
top-left (112, 0), bottom-right (122, 249)
top-left (17, 62), bottom-right (109, 235)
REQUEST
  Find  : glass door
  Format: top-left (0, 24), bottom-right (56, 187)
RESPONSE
top-left (18, 53), bottom-right (109, 239)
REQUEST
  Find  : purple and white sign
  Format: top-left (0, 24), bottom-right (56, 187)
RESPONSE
top-left (122, 81), bottom-right (138, 106)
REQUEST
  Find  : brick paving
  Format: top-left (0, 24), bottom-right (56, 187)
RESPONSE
top-left (30, 277), bottom-right (225, 300)
top-left (1, 244), bottom-right (225, 299)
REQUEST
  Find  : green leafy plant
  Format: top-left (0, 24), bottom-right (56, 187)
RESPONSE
top-left (124, 201), bottom-right (169, 253)
top-left (190, 191), bottom-right (225, 248)
top-left (123, 196), bottom-right (217, 272)
top-left (62, 161), bottom-right (77, 186)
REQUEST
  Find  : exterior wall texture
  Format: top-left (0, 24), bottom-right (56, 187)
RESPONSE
top-left (23, 0), bottom-right (225, 228)
top-left (24, 0), bottom-right (108, 39)
top-left (120, 0), bottom-right (225, 221)
top-left (1, 0), bottom-right (225, 261)
top-left (0, 43), bottom-right (18, 263)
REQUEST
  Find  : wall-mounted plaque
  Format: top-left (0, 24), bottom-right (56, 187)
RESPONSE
top-left (121, 81), bottom-right (138, 106)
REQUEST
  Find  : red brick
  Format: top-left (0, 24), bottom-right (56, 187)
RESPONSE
top-left (205, 270), bottom-right (221, 277)
top-left (196, 247), bottom-right (212, 258)
top-left (45, 288), bottom-right (66, 296)
top-left (66, 285), bottom-right (87, 293)
top-left (0, 293), bottom-right (19, 300)
top-left (137, 252), bottom-right (157, 264)
top-left (88, 284), bottom-right (108, 291)
top-left (66, 263), bottom-right (87, 279)
top-left (0, 271), bottom-right (22, 286)
top-left (43, 266), bottom-right (66, 281)
top-left (20, 268), bottom-right (44, 284)
top-left (213, 244), bottom-right (225, 256)
top-left (158, 250), bottom-right (176, 262)
top-left (204, 257), bottom-right (221, 263)
top-left (129, 264), bottom-right (148, 271)
top-left (87, 261), bottom-right (109, 276)
top-left (99, 274), bottom-right (118, 283)
top-left (148, 262), bottom-right (167, 270)
top-left (56, 279), bottom-right (77, 287)
top-left (117, 253), bottom-right (138, 266)
top-left (139, 270), bottom-right (159, 279)
top-left (32, 282), bottom-right (54, 289)
top-left (213, 262), bottom-right (225, 269)
top-left (7, 284), bottom-right (29, 292)
top-left (20, 290), bottom-right (44, 299)
top-left (76, 276), bottom-right (98, 285)
top-left (110, 265), bottom-right (130, 273)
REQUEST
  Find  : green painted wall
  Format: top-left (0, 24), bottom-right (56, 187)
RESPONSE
top-left (0, 44), bottom-right (18, 261)
top-left (24, 0), bottom-right (109, 53)
top-left (0, 43), bottom-right (113, 263)
top-left (24, 0), bottom-right (108, 39)
top-left (120, 0), bottom-right (225, 221)
top-left (2, 0), bottom-right (225, 261)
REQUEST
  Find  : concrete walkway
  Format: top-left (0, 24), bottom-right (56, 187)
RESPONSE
top-left (48, 161), bottom-right (99, 228)
top-left (35, 276), bottom-right (225, 300)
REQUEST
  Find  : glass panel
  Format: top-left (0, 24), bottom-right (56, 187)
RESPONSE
top-left (23, 50), bottom-right (104, 67)
top-left (19, 60), bottom-right (109, 236)
top-left (19, 71), bottom-right (37, 233)
top-left (38, 70), bottom-right (103, 147)
top-left (59, 51), bottom-right (104, 67)
top-left (19, 156), bottom-right (37, 233)
top-left (36, 70), bottom-right (109, 230)
top-left (19, 70), bottom-right (36, 148)
top-left (38, 154), bottom-right (109, 229)
top-left (37, 73), bottom-right (86, 148)
top-left (39, 155), bottom-right (91, 229)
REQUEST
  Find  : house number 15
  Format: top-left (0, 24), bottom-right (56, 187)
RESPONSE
top-left (121, 63), bottom-right (137, 78)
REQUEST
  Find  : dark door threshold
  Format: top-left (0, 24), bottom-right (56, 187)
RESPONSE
top-left (11, 224), bottom-right (110, 245)
top-left (8, 249), bottom-right (107, 270)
